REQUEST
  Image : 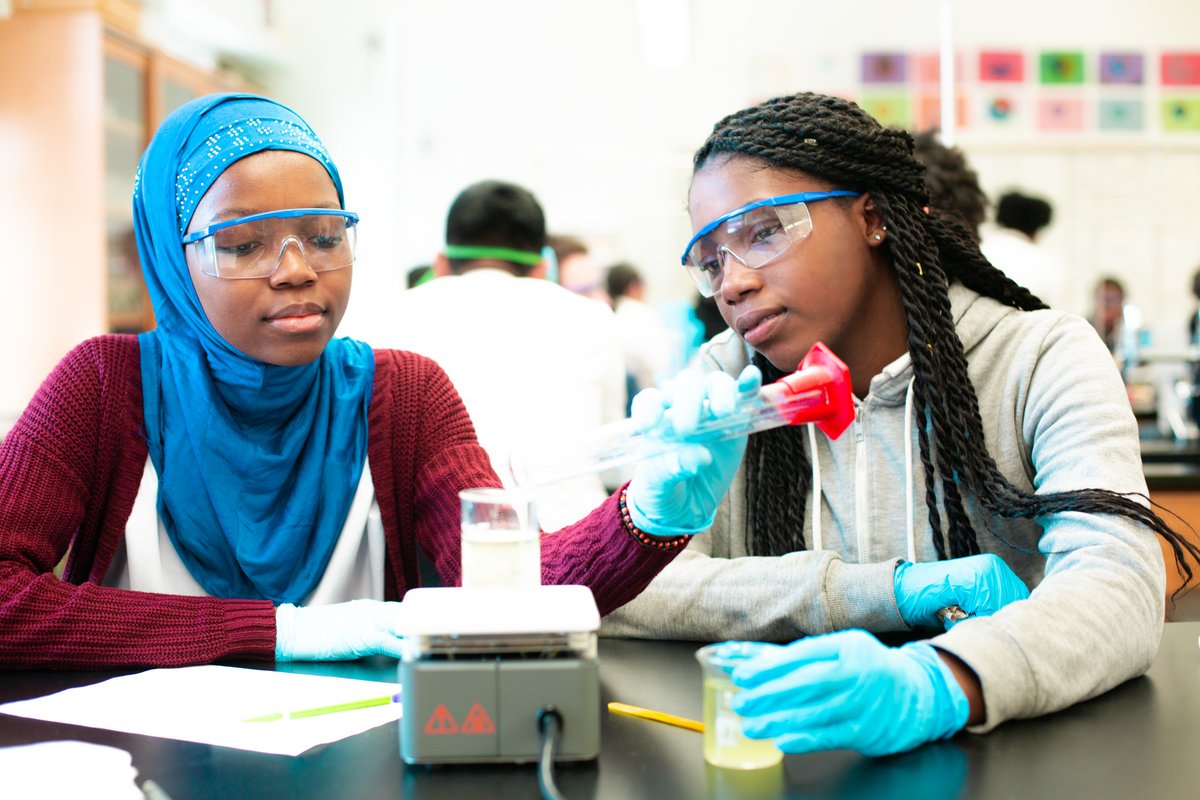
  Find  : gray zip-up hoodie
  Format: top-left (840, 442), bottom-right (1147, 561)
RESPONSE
top-left (603, 282), bottom-right (1165, 733)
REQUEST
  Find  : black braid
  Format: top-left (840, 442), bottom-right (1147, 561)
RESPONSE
top-left (699, 92), bottom-right (1199, 592)
top-left (747, 353), bottom-right (811, 556)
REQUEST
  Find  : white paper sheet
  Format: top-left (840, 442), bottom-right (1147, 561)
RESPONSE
top-left (0, 740), bottom-right (143, 799)
top-left (0, 666), bottom-right (403, 757)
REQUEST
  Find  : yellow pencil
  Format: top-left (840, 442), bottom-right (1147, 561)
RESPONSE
top-left (607, 701), bottom-right (705, 733)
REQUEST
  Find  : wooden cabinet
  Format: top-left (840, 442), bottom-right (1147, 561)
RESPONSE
top-left (102, 34), bottom-right (150, 333)
top-left (102, 35), bottom-right (253, 332)
top-left (1149, 490), bottom-right (1200, 606)
top-left (0, 3), bottom-right (255, 337)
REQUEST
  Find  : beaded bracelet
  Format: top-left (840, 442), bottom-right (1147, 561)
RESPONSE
top-left (618, 488), bottom-right (692, 551)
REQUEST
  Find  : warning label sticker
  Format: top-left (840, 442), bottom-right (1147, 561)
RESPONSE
top-left (424, 703), bottom-right (458, 735)
top-left (460, 703), bottom-right (495, 734)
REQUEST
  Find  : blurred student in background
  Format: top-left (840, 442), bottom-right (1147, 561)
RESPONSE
top-left (0, 97), bottom-right (735, 669)
top-left (1187, 267), bottom-right (1200, 346)
top-left (1090, 276), bottom-right (1127, 354)
top-left (548, 233), bottom-right (611, 304)
top-left (606, 261), bottom-right (672, 411)
top-left (981, 190), bottom-right (1065, 311)
top-left (383, 180), bottom-right (627, 529)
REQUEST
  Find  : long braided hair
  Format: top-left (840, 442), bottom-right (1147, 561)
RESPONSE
top-left (694, 91), bottom-right (1198, 588)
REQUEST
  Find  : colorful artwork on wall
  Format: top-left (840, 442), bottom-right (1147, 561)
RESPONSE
top-left (1099, 53), bottom-right (1144, 85)
top-left (914, 92), bottom-right (968, 130)
top-left (985, 95), bottom-right (1017, 121)
top-left (832, 47), bottom-right (1198, 135)
top-left (1161, 53), bottom-right (1200, 86)
top-left (979, 51), bottom-right (1024, 82)
top-left (1161, 96), bottom-right (1200, 131)
top-left (859, 93), bottom-right (911, 128)
top-left (912, 52), bottom-right (964, 86)
top-left (1039, 52), bottom-right (1086, 84)
top-left (1038, 97), bottom-right (1086, 130)
top-left (1097, 99), bottom-right (1145, 131)
top-left (913, 53), bottom-right (942, 85)
top-left (861, 53), bottom-right (908, 84)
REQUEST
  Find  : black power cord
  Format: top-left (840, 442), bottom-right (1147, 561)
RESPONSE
top-left (536, 706), bottom-right (569, 800)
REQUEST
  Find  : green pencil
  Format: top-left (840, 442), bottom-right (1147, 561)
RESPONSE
top-left (242, 692), bottom-right (402, 723)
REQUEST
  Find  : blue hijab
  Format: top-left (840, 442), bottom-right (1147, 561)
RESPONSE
top-left (134, 93), bottom-right (374, 604)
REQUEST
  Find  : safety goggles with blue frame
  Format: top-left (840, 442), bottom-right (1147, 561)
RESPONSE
top-left (182, 207), bottom-right (360, 279)
top-left (680, 190), bottom-right (859, 297)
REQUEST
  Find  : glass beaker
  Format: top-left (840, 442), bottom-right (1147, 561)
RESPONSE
top-left (695, 642), bottom-right (784, 770)
top-left (704, 761), bottom-right (785, 800)
top-left (459, 488), bottom-right (541, 589)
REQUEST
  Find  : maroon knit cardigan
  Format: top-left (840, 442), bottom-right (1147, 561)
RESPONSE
top-left (0, 336), bottom-right (678, 669)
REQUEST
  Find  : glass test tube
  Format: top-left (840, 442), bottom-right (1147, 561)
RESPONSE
top-left (510, 342), bottom-right (854, 488)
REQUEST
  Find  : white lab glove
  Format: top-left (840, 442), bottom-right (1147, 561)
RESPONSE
top-left (275, 599), bottom-right (405, 661)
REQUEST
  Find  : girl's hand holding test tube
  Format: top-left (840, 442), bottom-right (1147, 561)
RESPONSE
top-left (509, 342), bottom-right (853, 539)
top-left (509, 342), bottom-right (854, 497)
top-left (623, 366), bottom-right (763, 537)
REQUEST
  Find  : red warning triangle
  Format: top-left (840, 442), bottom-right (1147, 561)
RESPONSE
top-left (461, 703), bottom-right (495, 734)
top-left (424, 703), bottom-right (458, 735)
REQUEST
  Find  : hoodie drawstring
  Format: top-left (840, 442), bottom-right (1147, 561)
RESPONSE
top-left (807, 376), bottom-right (917, 561)
top-left (807, 423), bottom-right (823, 552)
top-left (903, 376), bottom-right (917, 563)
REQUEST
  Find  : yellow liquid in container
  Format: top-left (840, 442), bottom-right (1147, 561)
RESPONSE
top-left (701, 675), bottom-right (783, 770)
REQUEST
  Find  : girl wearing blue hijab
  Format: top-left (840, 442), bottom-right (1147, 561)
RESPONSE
top-left (136, 93), bottom-right (373, 606)
top-left (0, 93), bottom-right (749, 669)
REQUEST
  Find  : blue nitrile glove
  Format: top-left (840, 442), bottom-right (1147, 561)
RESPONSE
top-left (727, 629), bottom-right (970, 757)
top-left (625, 366), bottom-right (761, 536)
top-left (894, 553), bottom-right (1031, 630)
top-left (275, 600), bottom-right (405, 661)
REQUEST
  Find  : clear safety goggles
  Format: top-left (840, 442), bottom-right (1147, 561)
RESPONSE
top-left (680, 190), bottom-right (859, 297)
top-left (181, 208), bottom-right (360, 279)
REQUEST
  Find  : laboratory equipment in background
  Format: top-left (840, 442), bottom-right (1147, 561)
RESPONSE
top-left (397, 585), bottom-right (600, 765)
top-left (1118, 315), bottom-right (1200, 442)
top-left (510, 342), bottom-right (855, 488)
top-left (1155, 360), bottom-right (1200, 442)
